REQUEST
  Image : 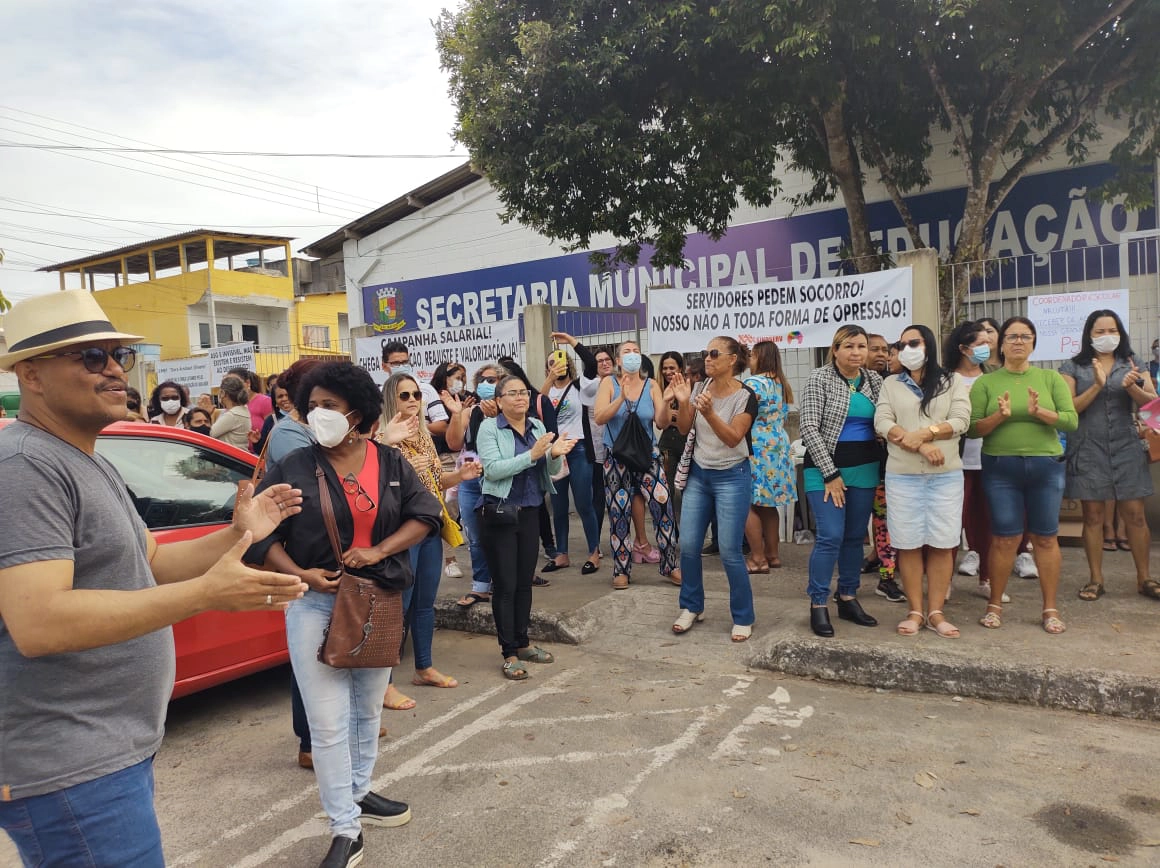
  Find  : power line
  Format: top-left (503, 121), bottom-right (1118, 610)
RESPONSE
top-left (0, 143), bottom-right (468, 160)
top-left (0, 204), bottom-right (340, 230)
top-left (0, 232), bottom-right (100, 253)
top-left (0, 128), bottom-right (363, 220)
top-left (0, 105), bottom-right (389, 210)
top-left (0, 115), bottom-right (378, 213)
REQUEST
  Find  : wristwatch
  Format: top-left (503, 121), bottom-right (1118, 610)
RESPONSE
top-left (928, 424), bottom-right (940, 440)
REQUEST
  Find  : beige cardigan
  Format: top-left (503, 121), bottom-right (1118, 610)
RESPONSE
top-left (874, 372), bottom-right (971, 474)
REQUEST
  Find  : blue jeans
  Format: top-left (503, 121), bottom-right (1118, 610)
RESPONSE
top-left (0, 757), bottom-right (164, 868)
top-left (551, 448), bottom-right (602, 557)
top-left (405, 534), bottom-right (443, 670)
top-left (286, 590), bottom-right (393, 839)
top-left (678, 462), bottom-right (756, 625)
top-left (806, 485), bottom-right (877, 606)
top-left (981, 454), bottom-right (1066, 537)
top-left (456, 475), bottom-right (492, 594)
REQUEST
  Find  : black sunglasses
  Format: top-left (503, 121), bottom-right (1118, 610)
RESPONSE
top-left (897, 338), bottom-right (923, 350)
top-left (342, 473), bottom-right (376, 513)
top-left (396, 390), bottom-right (423, 401)
top-left (34, 346), bottom-right (137, 373)
top-left (701, 348), bottom-right (735, 360)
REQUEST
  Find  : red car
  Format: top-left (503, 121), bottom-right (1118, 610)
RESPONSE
top-left (0, 419), bottom-right (288, 698)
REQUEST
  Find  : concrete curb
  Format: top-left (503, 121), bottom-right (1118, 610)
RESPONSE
top-left (434, 599), bottom-right (597, 646)
top-left (745, 638), bottom-right (1160, 722)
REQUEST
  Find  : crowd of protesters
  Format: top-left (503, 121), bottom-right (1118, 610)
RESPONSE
top-left (5, 283), bottom-right (1158, 868)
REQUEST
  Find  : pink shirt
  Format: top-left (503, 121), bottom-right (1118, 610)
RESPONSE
top-left (247, 393), bottom-right (273, 431)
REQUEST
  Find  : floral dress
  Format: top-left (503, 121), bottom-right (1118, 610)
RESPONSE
top-left (744, 375), bottom-right (795, 507)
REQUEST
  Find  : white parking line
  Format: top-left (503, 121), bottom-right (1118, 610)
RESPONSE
top-left (223, 672), bottom-right (575, 868)
top-left (535, 704), bottom-right (728, 868)
top-left (169, 681), bottom-right (511, 866)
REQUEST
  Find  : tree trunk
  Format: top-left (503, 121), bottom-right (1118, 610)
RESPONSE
top-left (819, 98), bottom-right (877, 274)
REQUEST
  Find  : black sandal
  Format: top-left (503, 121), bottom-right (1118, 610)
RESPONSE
top-left (532, 575), bottom-right (552, 587)
top-left (1139, 580), bottom-right (1160, 600)
top-left (1078, 582), bottom-right (1105, 601)
top-left (541, 560), bottom-right (568, 573)
top-left (581, 560), bottom-right (599, 574)
top-left (456, 592), bottom-right (491, 608)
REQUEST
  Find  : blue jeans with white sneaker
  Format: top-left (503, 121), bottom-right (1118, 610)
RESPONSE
top-left (286, 590), bottom-right (393, 840)
top-left (678, 461), bottom-right (756, 626)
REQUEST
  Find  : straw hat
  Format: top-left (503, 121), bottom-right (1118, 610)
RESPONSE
top-left (0, 290), bottom-right (142, 371)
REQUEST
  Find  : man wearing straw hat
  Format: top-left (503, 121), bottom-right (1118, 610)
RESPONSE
top-left (0, 290), bottom-right (309, 867)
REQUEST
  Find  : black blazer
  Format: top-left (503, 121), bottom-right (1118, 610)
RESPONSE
top-left (248, 441), bottom-right (443, 591)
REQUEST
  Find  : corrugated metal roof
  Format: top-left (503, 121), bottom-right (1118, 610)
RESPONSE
top-left (300, 162), bottom-right (482, 258)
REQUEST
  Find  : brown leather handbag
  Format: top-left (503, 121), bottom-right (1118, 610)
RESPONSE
top-left (314, 463), bottom-right (404, 669)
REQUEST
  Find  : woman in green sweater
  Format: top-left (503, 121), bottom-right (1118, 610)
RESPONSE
top-left (969, 316), bottom-right (1078, 634)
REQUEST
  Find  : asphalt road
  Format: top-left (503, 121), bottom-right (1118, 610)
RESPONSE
top-left (6, 626), bottom-right (1159, 867)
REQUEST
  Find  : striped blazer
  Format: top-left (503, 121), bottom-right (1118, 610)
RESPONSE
top-left (799, 363), bottom-right (883, 481)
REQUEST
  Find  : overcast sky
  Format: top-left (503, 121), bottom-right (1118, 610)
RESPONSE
top-left (0, 0), bottom-right (465, 302)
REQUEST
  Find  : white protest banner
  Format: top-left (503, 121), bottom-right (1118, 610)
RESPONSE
top-left (354, 320), bottom-right (521, 386)
top-left (207, 342), bottom-right (257, 380)
top-left (648, 268), bottom-right (913, 352)
top-left (1027, 289), bottom-right (1129, 362)
top-left (155, 356), bottom-right (212, 397)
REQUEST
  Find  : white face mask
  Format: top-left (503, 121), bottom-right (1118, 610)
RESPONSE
top-left (307, 407), bottom-right (355, 448)
top-left (898, 345), bottom-right (927, 371)
top-left (160, 399), bottom-right (182, 416)
top-left (448, 379), bottom-right (464, 396)
top-left (1092, 334), bottom-right (1120, 354)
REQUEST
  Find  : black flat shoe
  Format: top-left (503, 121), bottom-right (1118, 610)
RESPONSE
top-left (581, 560), bottom-right (599, 575)
top-left (835, 596), bottom-right (878, 627)
top-left (319, 833), bottom-right (363, 868)
top-left (810, 606), bottom-right (834, 637)
top-left (541, 560), bottom-right (568, 573)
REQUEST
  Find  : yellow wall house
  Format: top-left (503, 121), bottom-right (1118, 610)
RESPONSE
top-left (39, 230), bottom-right (348, 378)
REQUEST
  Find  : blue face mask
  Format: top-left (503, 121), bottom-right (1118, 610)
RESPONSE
top-left (391, 363), bottom-right (414, 376)
top-left (621, 352), bottom-right (642, 374)
top-left (970, 345), bottom-right (991, 365)
top-left (476, 380), bottom-right (496, 401)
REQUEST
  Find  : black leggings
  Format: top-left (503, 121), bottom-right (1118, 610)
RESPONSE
top-left (480, 505), bottom-right (541, 659)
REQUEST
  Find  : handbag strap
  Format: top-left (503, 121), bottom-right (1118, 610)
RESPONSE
top-left (251, 427), bottom-right (273, 486)
top-left (315, 463), bottom-right (344, 565)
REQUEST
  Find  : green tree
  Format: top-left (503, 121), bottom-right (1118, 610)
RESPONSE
top-left (438, 1), bottom-right (1159, 328)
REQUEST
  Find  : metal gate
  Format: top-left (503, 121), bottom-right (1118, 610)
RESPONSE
top-left (548, 306), bottom-right (640, 359)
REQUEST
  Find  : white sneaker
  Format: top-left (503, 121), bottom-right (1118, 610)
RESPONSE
top-left (444, 562), bottom-right (463, 579)
top-left (958, 550), bottom-right (980, 576)
top-left (1014, 552), bottom-right (1039, 579)
top-left (974, 580), bottom-right (1011, 603)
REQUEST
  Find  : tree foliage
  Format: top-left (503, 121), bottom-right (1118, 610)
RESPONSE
top-left (438, 0), bottom-right (1159, 323)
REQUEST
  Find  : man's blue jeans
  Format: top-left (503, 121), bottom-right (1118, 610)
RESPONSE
top-left (0, 756), bottom-right (164, 867)
top-left (456, 475), bottom-right (492, 594)
top-left (678, 461), bottom-right (756, 626)
top-left (805, 485), bottom-right (877, 606)
top-left (286, 590), bottom-right (393, 839)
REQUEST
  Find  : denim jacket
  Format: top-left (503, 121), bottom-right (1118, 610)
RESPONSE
top-left (476, 415), bottom-right (562, 501)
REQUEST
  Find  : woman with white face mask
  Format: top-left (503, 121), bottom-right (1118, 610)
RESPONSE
top-left (944, 321), bottom-right (1009, 603)
top-left (875, 324), bottom-right (972, 637)
top-left (148, 380), bottom-right (190, 427)
top-left (594, 340), bottom-right (682, 590)
top-left (249, 361), bottom-right (444, 867)
top-left (1059, 310), bottom-right (1159, 603)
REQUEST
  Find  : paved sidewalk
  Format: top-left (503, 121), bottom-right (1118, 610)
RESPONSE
top-left (435, 520), bottom-right (1160, 720)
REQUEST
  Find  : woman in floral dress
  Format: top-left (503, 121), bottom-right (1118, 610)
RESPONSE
top-left (744, 341), bottom-right (796, 571)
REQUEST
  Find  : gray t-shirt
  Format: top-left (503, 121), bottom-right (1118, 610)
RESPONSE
top-left (0, 423), bottom-right (175, 799)
top-left (692, 385), bottom-right (759, 470)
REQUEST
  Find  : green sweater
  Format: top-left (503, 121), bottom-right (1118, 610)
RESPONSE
top-left (968, 366), bottom-right (1078, 456)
